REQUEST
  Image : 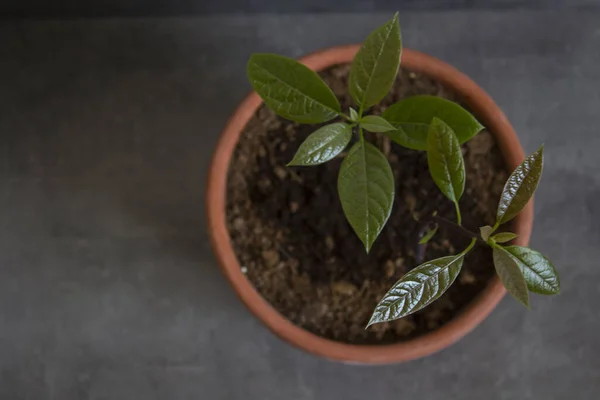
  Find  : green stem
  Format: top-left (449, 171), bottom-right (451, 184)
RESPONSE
top-left (359, 126), bottom-right (365, 142)
top-left (337, 112), bottom-right (351, 121)
top-left (431, 215), bottom-right (485, 245)
top-left (454, 201), bottom-right (462, 226)
top-left (492, 220), bottom-right (501, 232)
top-left (461, 238), bottom-right (478, 256)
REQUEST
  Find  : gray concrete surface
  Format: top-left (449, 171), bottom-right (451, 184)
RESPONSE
top-left (0, 12), bottom-right (598, 399)
top-left (3, 1), bottom-right (600, 18)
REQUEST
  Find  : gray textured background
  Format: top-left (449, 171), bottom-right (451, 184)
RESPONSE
top-left (1, 11), bottom-right (599, 399)
top-left (2, 1), bottom-right (599, 17)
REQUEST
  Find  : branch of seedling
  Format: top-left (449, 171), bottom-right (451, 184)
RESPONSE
top-left (420, 214), bottom-right (487, 247)
top-left (247, 12), bottom-right (560, 329)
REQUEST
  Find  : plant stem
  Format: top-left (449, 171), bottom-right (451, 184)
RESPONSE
top-left (461, 238), bottom-right (477, 256)
top-left (454, 201), bottom-right (462, 225)
top-left (337, 112), bottom-right (351, 121)
top-left (431, 215), bottom-right (485, 245)
top-left (359, 126), bottom-right (365, 142)
top-left (492, 220), bottom-right (501, 232)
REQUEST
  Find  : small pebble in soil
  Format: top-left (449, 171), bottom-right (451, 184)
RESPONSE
top-left (261, 250), bottom-right (279, 268)
top-left (384, 260), bottom-right (395, 278)
top-left (331, 281), bottom-right (358, 296)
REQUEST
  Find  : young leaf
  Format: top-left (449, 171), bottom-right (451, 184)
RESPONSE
top-left (360, 115), bottom-right (396, 133)
top-left (492, 232), bottom-right (518, 244)
top-left (480, 225), bottom-right (494, 242)
top-left (288, 123), bottom-right (352, 166)
top-left (504, 246), bottom-right (560, 295)
top-left (349, 13), bottom-right (402, 109)
top-left (496, 146), bottom-right (544, 225)
top-left (419, 225), bottom-right (438, 244)
top-left (349, 107), bottom-right (359, 122)
top-left (381, 96), bottom-right (484, 150)
top-left (492, 246), bottom-right (530, 307)
top-left (427, 117), bottom-right (466, 204)
top-left (368, 254), bottom-right (464, 325)
top-left (247, 53), bottom-right (341, 124)
top-left (338, 141), bottom-right (395, 252)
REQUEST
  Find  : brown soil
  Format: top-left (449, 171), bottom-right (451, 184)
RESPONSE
top-left (225, 64), bottom-right (508, 344)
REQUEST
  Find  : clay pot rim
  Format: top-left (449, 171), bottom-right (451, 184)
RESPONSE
top-left (206, 45), bottom-right (533, 364)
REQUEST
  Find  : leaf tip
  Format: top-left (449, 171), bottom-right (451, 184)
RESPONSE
top-left (511, 287), bottom-right (530, 309)
top-left (536, 144), bottom-right (545, 159)
top-left (366, 313), bottom-right (382, 328)
top-left (480, 225), bottom-right (493, 242)
top-left (392, 11), bottom-right (399, 22)
top-left (430, 116), bottom-right (442, 125)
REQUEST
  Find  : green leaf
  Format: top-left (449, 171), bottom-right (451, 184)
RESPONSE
top-left (247, 53), bottom-right (341, 124)
top-left (368, 254), bottom-right (464, 325)
top-left (288, 123), bottom-right (352, 166)
top-left (492, 246), bottom-right (530, 307)
top-left (427, 117), bottom-right (466, 203)
top-left (419, 225), bottom-right (438, 244)
top-left (492, 232), bottom-right (518, 244)
top-left (349, 13), bottom-right (402, 109)
top-left (360, 115), bottom-right (396, 133)
top-left (338, 141), bottom-right (395, 252)
top-left (349, 107), bottom-right (359, 122)
top-left (480, 225), bottom-right (494, 242)
top-left (504, 246), bottom-right (560, 295)
top-left (381, 96), bottom-right (484, 150)
top-left (496, 145), bottom-right (544, 225)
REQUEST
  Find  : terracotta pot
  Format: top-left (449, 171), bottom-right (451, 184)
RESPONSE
top-left (206, 45), bottom-right (533, 364)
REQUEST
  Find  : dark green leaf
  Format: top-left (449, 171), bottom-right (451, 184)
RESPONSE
top-left (492, 246), bottom-right (530, 307)
top-left (360, 115), bottom-right (396, 133)
top-left (492, 232), bottom-right (518, 244)
top-left (247, 53), bottom-right (341, 124)
top-left (504, 246), bottom-right (560, 295)
top-left (381, 96), bottom-right (484, 150)
top-left (349, 107), bottom-right (359, 122)
top-left (288, 123), bottom-right (352, 166)
top-left (368, 254), bottom-right (464, 325)
top-left (496, 145), bottom-right (544, 225)
top-left (427, 117), bottom-right (466, 203)
top-left (480, 225), bottom-right (494, 242)
top-left (419, 225), bottom-right (438, 244)
top-left (349, 13), bottom-right (402, 109)
top-left (338, 141), bottom-right (395, 252)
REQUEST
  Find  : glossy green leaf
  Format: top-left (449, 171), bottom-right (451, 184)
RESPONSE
top-left (360, 115), bottom-right (396, 133)
top-left (504, 246), bottom-right (560, 295)
top-left (288, 123), bottom-right (352, 166)
top-left (349, 13), bottom-right (402, 109)
top-left (480, 225), bottom-right (494, 242)
top-left (381, 96), bottom-right (484, 150)
top-left (247, 53), bottom-right (341, 123)
top-left (496, 145), bottom-right (544, 225)
top-left (492, 232), bottom-right (518, 244)
top-left (338, 141), bottom-right (395, 252)
top-left (492, 246), bottom-right (530, 307)
top-left (427, 117), bottom-right (466, 203)
top-left (349, 107), bottom-right (359, 122)
top-left (419, 225), bottom-right (438, 244)
top-left (368, 254), bottom-right (464, 325)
